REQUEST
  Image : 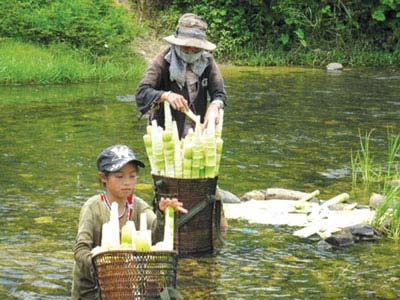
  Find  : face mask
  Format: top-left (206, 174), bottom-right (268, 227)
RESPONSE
top-left (176, 46), bottom-right (203, 63)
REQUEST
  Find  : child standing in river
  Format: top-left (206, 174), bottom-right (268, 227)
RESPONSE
top-left (71, 144), bottom-right (187, 300)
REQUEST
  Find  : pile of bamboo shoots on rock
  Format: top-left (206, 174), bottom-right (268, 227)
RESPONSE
top-left (143, 102), bottom-right (223, 178)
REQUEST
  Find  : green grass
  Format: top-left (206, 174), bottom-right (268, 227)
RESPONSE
top-left (219, 42), bottom-right (400, 67)
top-left (0, 39), bottom-right (146, 84)
top-left (351, 129), bottom-right (377, 186)
top-left (372, 185), bottom-right (400, 240)
top-left (351, 128), bottom-right (400, 240)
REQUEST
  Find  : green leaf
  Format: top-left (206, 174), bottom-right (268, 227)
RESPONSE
top-left (381, 0), bottom-right (393, 5)
top-left (372, 10), bottom-right (386, 21)
top-left (280, 33), bottom-right (289, 45)
top-left (294, 28), bottom-right (304, 39)
top-left (300, 39), bottom-right (308, 48)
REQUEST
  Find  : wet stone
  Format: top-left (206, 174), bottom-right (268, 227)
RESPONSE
top-left (317, 240), bottom-right (333, 251)
top-left (241, 190), bottom-right (266, 201)
top-left (369, 193), bottom-right (384, 208)
top-left (326, 62), bottom-right (343, 71)
top-left (349, 225), bottom-right (376, 242)
top-left (325, 229), bottom-right (355, 247)
top-left (217, 189), bottom-right (241, 203)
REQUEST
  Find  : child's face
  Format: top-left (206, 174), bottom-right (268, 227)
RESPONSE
top-left (100, 163), bottom-right (138, 200)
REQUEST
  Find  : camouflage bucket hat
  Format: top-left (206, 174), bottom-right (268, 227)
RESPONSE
top-left (96, 144), bottom-right (145, 172)
top-left (163, 13), bottom-right (216, 51)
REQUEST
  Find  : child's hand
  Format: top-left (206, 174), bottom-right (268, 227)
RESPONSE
top-left (159, 197), bottom-right (188, 214)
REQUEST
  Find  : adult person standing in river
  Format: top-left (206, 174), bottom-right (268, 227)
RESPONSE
top-left (135, 13), bottom-right (227, 138)
top-left (135, 13), bottom-right (229, 232)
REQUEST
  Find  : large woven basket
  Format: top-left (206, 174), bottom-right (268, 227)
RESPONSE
top-left (92, 250), bottom-right (178, 300)
top-left (152, 175), bottom-right (218, 256)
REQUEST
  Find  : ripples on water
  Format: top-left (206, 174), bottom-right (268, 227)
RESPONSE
top-left (0, 68), bottom-right (400, 299)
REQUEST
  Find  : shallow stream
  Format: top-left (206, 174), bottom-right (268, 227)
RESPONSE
top-left (0, 66), bottom-right (399, 299)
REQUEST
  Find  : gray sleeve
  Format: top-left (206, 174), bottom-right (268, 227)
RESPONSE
top-left (74, 205), bottom-right (96, 281)
top-left (135, 54), bottom-right (167, 115)
top-left (208, 57), bottom-right (227, 106)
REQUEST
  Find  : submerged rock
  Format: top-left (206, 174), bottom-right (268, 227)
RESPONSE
top-left (317, 240), bottom-right (333, 251)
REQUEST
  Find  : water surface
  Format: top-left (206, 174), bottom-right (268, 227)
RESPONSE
top-left (0, 67), bottom-right (399, 299)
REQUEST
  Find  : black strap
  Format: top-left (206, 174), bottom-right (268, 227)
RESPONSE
top-left (177, 195), bottom-right (225, 244)
top-left (178, 195), bottom-right (216, 227)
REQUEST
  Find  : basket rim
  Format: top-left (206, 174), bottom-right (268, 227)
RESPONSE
top-left (151, 174), bottom-right (218, 180)
top-left (92, 249), bottom-right (178, 259)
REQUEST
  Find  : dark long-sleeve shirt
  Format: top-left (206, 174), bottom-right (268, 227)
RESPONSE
top-left (135, 48), bottom-right (227, 138)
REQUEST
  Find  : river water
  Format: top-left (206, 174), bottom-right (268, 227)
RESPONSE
top-left (0, 66), bottom-right (399, 299)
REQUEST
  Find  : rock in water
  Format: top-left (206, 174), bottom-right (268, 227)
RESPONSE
top-left (317, 240), bottom-right (333, 251)
top-left (369, 193), bottom-right (384, 208)
top-left (217, 188), bottom-right (241, 203)
top-left (349, 224), bottom-right (376, 242)
top-left (325, 229), bottom-right (354, 247)
top-left (241, 190), bottom-right (266, 201)
top-left (265, 188), bottom-right (310, 200)
top-left (326, 62), bottom-right (343, 71)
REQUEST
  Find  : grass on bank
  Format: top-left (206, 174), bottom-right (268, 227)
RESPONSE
top-left (223, 43), bottom-right (400, 67)
top-left (351, 128), bottom-right (400, 240)
top-left (0, 39), bottom-right (146, 84)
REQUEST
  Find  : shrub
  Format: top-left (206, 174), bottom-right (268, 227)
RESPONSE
top-left (0, 0), bottom-right (143, 55)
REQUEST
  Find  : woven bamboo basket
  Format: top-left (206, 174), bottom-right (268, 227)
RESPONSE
top-left (152, 175), bottom-right (218, 256)
top-left (92, 250), bottom-right (178, 300)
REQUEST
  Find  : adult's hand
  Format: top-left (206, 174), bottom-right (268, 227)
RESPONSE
top-left (203, 102), bottom-right (220, 130)
top-left (161, 91), bottom-right (189, 112)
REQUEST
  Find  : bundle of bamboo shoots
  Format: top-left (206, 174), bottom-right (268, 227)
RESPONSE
top-left (91, 203), bottom-right (175, 255)
top-left (143, 102), bottom-right (224, 178)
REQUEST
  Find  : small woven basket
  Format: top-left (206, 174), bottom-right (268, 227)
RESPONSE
top-left (152, 175), bottom-right (218, 256)
top-left (92, 250), bottom-right (178, 300)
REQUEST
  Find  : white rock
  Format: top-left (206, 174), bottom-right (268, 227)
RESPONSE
top-left (326, 62), bottom-right (343, 71)
top-left (224, 199), bottom-right (375, 238)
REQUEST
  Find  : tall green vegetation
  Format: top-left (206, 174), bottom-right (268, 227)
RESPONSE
top-left (0, 0), bottom-right (142, 55)
top-left (0, 0), bottom-right (145, 83)
top-left (132, 0), bottom-right (400, 66)
top-left (352, 129), bottom-right (400, 186)
top-left (0, 39), bottom-right (145, 84)
top-left (372, 184), bottom-right (400, 240)
top-left (351, 129), bottom-right (400, 240)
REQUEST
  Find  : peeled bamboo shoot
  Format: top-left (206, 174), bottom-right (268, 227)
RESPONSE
top-left (142, 105), bottom-right (224, 179)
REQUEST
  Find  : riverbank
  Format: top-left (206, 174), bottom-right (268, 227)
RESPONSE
top-left (1, 34), bottom-right (399, 85)
top-left (0, 39), bottom-right (146, 85)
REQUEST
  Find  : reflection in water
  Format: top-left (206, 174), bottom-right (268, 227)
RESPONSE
top-left (0, 68), bottom-right (400, 299)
